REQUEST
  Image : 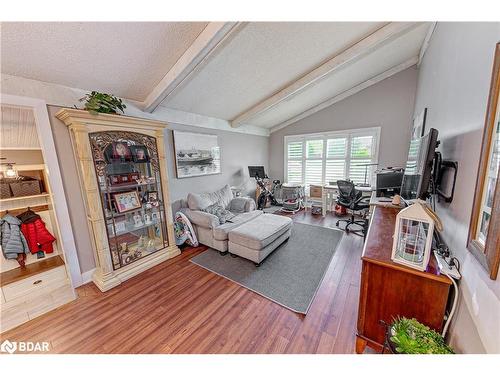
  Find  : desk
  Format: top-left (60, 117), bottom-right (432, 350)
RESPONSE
top-left (368, 191), bottom-right (405, 213)
top-left (321, 184), bottom-right (374, 217)
top-left (356, 206), bottom-right (452, 353)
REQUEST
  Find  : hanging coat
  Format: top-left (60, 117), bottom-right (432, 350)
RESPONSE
top-left (21, 218), bottom-right (56, 254)
top-left (0, 214), bottom-right (30, 259)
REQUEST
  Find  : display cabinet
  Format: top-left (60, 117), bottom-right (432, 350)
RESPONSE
top-left (56, 109), bottom-right (180, 291)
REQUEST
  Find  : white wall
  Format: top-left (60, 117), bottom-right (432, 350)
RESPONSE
top-left (268, 67), bottom-right (418, 180)
top-left (414, 22), bottom-right (500, 353)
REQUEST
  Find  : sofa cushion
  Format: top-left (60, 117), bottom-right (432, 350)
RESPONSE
top-left (228, 214), bottom-right (293, 250)
top-left (180, 208), bottom-right (219, 229)
top-left (201, 203), bottom-right (235, 224)
top-left (212, 210), bottom-right (263, 241)
top-left (187, 184), bottom-right (233, 210)
top-left (229, 197), bottom-right (255, 213)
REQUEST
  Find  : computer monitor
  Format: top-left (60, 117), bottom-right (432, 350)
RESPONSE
top-left (400, 128), bottom-right (439, 200)
top-left (248, 166), bottom-right (266, 179)
top-left (376, 170), bottom-right (404, 197)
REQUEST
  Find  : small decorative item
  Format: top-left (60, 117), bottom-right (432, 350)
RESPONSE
top-left (120, 242), bottom-right (128, 253)
top-left (147, 191), bottom-right (160, 207)
top-left (79, 91), bottom-right (126, 115)
top-left (391, 200), bottom-right (442, 271)
top-left (147, 191), bottom-right (158, 202)
top-left (144, 213), bottom-right (152, 225)
top-left (137, 235), bottom-right (145, 249)
top-left (173, 130), bottom-right (221, 178)
top-left (146, 238), bottom-right (156, 252)
top-left (114, 220), bottom-right (126, 233)
top-left (151, 210), bottom-right (159, 222)
top-left (130, 145), bottom-right (149, 163)
top-left (111, 142), bottom-right (132, 161)
top-left (392, 194), bottom-right (401, 206)
top-left (113, 190), bottom-right (141, 213)
top-left (133, 212), bottom-right (144, 227)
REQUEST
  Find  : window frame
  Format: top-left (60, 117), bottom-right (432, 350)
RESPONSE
top-left (284, 126), bottom-right (381, 189)
top-left (468, 43), bottom-right (500, 280)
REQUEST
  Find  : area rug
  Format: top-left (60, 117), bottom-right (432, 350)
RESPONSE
top-left (189, 222), bottom-right (343, 314)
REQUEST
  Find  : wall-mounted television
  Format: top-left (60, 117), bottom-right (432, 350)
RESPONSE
top-left (400, 128), bottom-right (439, 200)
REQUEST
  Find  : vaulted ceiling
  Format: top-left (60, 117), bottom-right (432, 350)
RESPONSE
top-left (1, 22), bottom-right (432, 132)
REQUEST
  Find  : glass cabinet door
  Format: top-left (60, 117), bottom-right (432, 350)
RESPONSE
top-left (89, 131), bottom-right (169, 270)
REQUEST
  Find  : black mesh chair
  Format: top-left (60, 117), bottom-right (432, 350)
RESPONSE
top-left (335, 180), bottom-right (370, 236)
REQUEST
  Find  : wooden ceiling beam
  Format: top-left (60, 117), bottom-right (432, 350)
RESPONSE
top-left (142, 22), bottom-right (245, 113)
top-left (230, 22), bottom-right (423, 127)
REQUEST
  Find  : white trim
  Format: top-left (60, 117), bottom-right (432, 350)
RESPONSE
top-left (81, 268), bottom-right (95, 285)
top-left (231, 22), bottom-right (421, 127)
top-left (154, 106), bottom-right (269, 137)
top-left (0, 94), bottom-right (83, 288)
top-left (418, 22), bottom-right (437, 67)
top-left (143, 22), bottom-right (245, 112)
top-left (270, 57), bottom-right (418, 134)
top-left (284, 126), bottom-right (381, 186)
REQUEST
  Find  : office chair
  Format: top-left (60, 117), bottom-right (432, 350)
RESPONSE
top-left (335, 180), bottom-right (370, 236)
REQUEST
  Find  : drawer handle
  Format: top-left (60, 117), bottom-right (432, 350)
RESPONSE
top-left (33, 280), bottom-right (43, 285)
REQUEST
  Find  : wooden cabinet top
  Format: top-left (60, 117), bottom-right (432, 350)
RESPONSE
top-left (362, 206), bottom-right (451, 285)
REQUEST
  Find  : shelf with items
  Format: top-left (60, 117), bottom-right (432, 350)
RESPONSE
top-left (88, 130), bottom-right (169, 271)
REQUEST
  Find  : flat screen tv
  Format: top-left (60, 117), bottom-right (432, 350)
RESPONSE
top-left (400, 128), bottom-right (439, 200)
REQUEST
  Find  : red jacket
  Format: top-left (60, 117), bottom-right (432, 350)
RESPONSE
top-left (21, 218), bottom-right (56, 254)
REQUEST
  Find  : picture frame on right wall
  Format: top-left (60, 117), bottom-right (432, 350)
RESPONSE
top-left (468, 43), bottom-right (500, 280)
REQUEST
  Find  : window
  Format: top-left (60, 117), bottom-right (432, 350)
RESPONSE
top-left (468, 43), bottom-right (500, 280)
top-left (285, 127), bottom-right (380, 189)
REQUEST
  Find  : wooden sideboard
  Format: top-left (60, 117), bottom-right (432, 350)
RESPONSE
top-left (356, 206), bottom-right (452, 353)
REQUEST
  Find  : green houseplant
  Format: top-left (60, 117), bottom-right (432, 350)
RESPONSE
top-left (79, 91), bottom-right (126, 115)
top-left (389, 317), bottom-right (454, 354)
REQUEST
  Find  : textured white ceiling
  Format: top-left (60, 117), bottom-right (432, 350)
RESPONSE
top-left (249, 23), bottom-right (429, 128)
top-left (164, 22), bottom-right (386, 119)
top-left (0, 22), bottom-right (208, 101)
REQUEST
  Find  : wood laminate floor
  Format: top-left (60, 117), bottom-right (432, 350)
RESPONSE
top-left (0, 210), bottom-right (365, 354)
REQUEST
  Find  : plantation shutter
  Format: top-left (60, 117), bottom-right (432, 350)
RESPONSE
top-left (285, 128), bottom-right (379, 190)
top-left (325, 137), bottom-right (347, 184)
top-left (286, 140), bottom-right (303, 184)
top-left (305, 139), bottom-right (323, 186)
top-left (348, 135), bottom-right (375, 184)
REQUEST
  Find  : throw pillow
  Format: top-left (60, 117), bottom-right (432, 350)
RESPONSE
top-left (202, 203), bottom-right (235, 224)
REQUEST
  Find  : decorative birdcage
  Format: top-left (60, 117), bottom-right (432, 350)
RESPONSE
top-left (391, 200), bottom-right (439, 271)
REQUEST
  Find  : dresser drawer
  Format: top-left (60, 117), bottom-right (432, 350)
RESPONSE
top-left (2, 266), bottom-right (67, 302)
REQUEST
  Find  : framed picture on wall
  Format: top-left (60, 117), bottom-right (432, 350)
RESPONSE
top-left (412, 108), bottom-right (428, 139)
top-left (172, 130), bottom-right (221, 178)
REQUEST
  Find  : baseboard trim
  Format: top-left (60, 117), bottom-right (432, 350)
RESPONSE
top-left (81, 268), bottom-right (96, 285)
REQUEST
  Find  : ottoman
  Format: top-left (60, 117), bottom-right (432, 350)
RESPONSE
top-left (228, 214), bottom-right (293, 266)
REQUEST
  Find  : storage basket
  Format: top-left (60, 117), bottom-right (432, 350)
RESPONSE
top-left (9, 177), bottom-right (41, 197)
top-left (0, 181), bottom-right (12, 199)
